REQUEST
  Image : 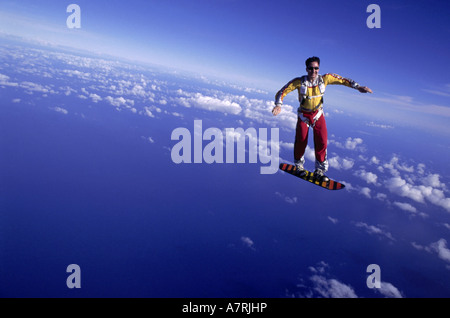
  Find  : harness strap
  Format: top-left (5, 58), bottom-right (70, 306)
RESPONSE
top-left (305, 94), bottom-right (324, 99)
top-left (299, 108), bottom-right (324, 127)
top-left (300, 75), bottom-right (325, 111)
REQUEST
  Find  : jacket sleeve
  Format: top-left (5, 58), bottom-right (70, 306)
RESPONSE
top-left (323, 73), bottom-right (360, 89)
top-left (275, 77), bottom-right (303, 106)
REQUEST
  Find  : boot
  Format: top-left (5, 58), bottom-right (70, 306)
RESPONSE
top-left (314, 169), bottom-right (330, 182)
top-left (295, 161), bottom-right (307, 177)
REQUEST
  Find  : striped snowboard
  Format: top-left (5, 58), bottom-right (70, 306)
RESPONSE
top-left (279, 163), bottom-right (345, 191)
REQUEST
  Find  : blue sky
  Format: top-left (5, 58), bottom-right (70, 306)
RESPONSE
top-left (1, 3), bottom-right (450, 297)
top-left (0, 0), bottom-right (449, 134)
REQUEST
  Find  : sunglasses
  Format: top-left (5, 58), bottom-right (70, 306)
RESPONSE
top-left (308, 66), bottom-right (319, 71)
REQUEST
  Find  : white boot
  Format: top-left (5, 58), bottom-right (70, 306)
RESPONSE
top-left (295, 159), bottom-right (307, 177)
top-left (314, 169), bottom-right (330, 182)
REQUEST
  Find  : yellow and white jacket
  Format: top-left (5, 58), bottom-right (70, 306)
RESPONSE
top-left (275, 73), bottom-right (360, 113)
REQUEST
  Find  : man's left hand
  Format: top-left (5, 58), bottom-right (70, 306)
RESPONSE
top-left (358, 86), bottom-right (373, 93)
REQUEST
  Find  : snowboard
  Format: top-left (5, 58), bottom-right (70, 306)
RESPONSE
top-left (279, 163), bottom-right (345, 190)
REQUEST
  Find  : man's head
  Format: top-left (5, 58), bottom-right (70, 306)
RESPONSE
top-left (305, 56), bottom-right (320, 81)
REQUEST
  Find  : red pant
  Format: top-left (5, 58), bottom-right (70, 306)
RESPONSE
top-left (294, 112), bottom-right (328, 163)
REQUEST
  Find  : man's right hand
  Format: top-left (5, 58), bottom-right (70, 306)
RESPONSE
top-left (272, 105), bottom-right (281, 116)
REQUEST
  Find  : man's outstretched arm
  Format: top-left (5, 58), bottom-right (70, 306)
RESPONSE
top-left (323, 73), bottom-right (373, 94)
top-left (272, 77), bottom-right (303, 116)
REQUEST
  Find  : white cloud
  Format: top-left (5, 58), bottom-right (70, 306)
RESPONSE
top-left (105, 96), bottom-right (134, 108)
top-left (309, 275), bottom-right (357, 298)
top-left (413, 239), bottom-right (450, 266)
top-left (359, 187), bottom-right (371, 199)
top-left (384, 155), bottom-right (414, 174)
top-left (366, 121), bottom-right (394, 129)
top-left (62, 86), bottom-right (77, 96)
top-left (355, 222), bottom-right (395, 241)
top-left (417, 163), bottom-right (426, 175)
top-left (375, 193), bottom-right (387, 201)
top-left (0, 73), bottom-right (18, 87)
top-left (369, 156), bottom-right (380, 165)
top-left (171, 111), bottom-right (183, 118)
top-left (393, 201), bottom-right (417, 214)
top-left (344, 137), bottom-right (363, 150)
top-left (275, 192), bottom-right (298, 204)
top-left (63, 69), bottom-right (91, 79)
top-left (141, 136), bottom-right (155, 144)
top-left (330, 137), bottom-right (363, 150)
top-left (51, 106), bottom-right (68, 115)
top-left (142, 106), bottom-right (155, 118)
top-left (411, 242), bottom-right (432, 253)
top-left (20, 81), bottom-right (51, 94)
top-left (304, 146), bottom-right (316, 163)
top-left (421, 174), bottom-right (445, 188)
top-left (355, 170), bottom-right (378, 185)
top-left (365, 93), bottom-right (450, 119)
top-left (151, 84), bottom-right (161, 91)
top-left (89, 93), bottom-right (102, 103)
top-left (377, 282), bottom-right (404, 298)
top-left (292, 262), bottom-right (358, 298)
top-left (381, 155), bottom-right (416, 177)
top-left (129, 84), bottom-right (147, 97)
top-left (308, 261), bottom-right (329, 274)
top-left (328, 155), bottom-right (354, 170)
top-left (422, 84), bottom-right (450, 98)
top-left (426, 189), bottom-right (450, 212)
top-left (384, 176), bottom-right (426, 203)
top-left (385, 176), bottom-right (450, 212)
top-left (328, 216), bottom-right (338, 224)
top-left (270, 103), bottom-right (297, 129)
top-left (279, 141), bottom-right (294, 150)
top-left (240, 236), bottom-right (255, 250)
top-left (431, 239), bottom-right (450, 263)
top-left (174, 89), bottom-right (296, 130)
top-left (177, 92), bottom-right (242, 115)
top-left (0, 73), bottom-right (10, 82)
top-left (105, 96), bottom-right (124, 107)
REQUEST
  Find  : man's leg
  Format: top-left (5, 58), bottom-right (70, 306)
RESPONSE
top-left (294, 118), bottom-right (309, 171)
top-left (313, 115), bottom-right (329, 173)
